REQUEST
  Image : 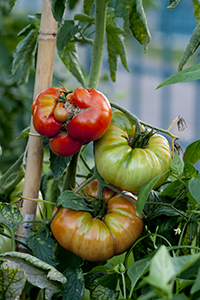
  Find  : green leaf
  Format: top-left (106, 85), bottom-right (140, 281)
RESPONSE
top-left (183, 159), bottom-right (197, 178)
top-left (43, 137), bottom-right (71, 180)
top-left (178, 20), bottom-right (200, 71)
top-left (51, 0), bottom-right (67, 24)
top-left (84, 0), bottom-right (94, 15)
top-left (170, 150), bottom-right (183, 176)
top-left (145, 245), bottom-right (176, 291)
top-left (167, 0), bottom-right (180, 11)
top-left (183, 139), bottom-right (200, 165)
top-left (0, 260), bottom-right (26, 299)
top-left (97, 273), bottom-right (119, 290)
top-left (26, 230), bottom-right (58, 266)
top-left (106, 22), bottom-right (129, 82)
top-left (188, 174), bottom-right (200, 204)
top-left (137, 171), bottom-right (169, 217)
top-left (58, 42), bottom-right (85, 86)
top-left (127, 257), bottom-right (151, 294)
top-left (172, 252), bottom-right (200, 275)
top-left (68, 0), bottom-right (79, 10)
top-left (57, 20), bottom-right (79, 52)
top-left (17, 126), bottom-right (30, 139)
top-left (191, 267), bottom-right (200, 294)
top-left (0, 202), bottom-right (23, 229)
top-left (156, 63), bottom-right (200, 88)
top-left (0, 252), bottom-right (67, 298)
top-left (8, 0), bottom-right (18, 12)
top-left (114, 0), bottom-right (133, 18)
top-left (63, 268), bottom-right (85, 300)
top-left (58, 190), bottom-right (92, 211)
top-left (74, 13), bottom-right (95, 22)
top-left (192, 0), bottom-right (200, 24)
top-left (129, 0), bottom-right (151, 50)
top-left (11, 28), bottom-right (38, 83)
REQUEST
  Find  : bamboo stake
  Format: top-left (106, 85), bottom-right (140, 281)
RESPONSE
top-left (16, 0), bottom-right (58, 251)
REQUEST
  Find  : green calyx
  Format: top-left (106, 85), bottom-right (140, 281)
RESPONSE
top-left (129, 129), bottom-right (155, 149)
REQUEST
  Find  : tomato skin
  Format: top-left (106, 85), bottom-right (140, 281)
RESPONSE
top-left (50, 179), bottom-right (143, 262)
top-left (94, 111), bottom-right (171, 193)
top-left (49, 132), bottom-right (82, 157)
top-left (67, 88), bottom-right (112, 143)
top-left (54, 102), bottom-right (68, 122)
top-left (31, 87), bottom-right (66, 137)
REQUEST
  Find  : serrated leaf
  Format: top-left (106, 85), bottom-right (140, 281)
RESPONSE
top-left (74, 13), bottom-right (95, 22)
top-left (57, 20), bottom-right (79, 52)
top-left (137, 171), bottom-right (170, 217)
top-left (0, 202), bottom-right (23, 229)
top-left (0, 252), bottom-right (67, 298)
top-left (129, 0), bottom-right (151, 49)
top-left (167, 0), bottom-right (180, 11)
top-left (26, 231), bottom-right (58, 266)
top-left (170, 150), bottom-right (183, 176)
top-left (8, 0), bottom-right (18, 12)
top-left (178, 20), bottom-right (200, 71)
top-left (11, 28), bottom-right (38, 82)
top-left (51, 0), bottom-right (67, 24)
top-left (114, 0), bottom-right (133, 18)
top-left (188, 174), bottom-right (200, 204)
top-left (63, 268), bottom-right (85, 300)
top-left (106, 22), bottom-right (129, 82)
top-left (156, 63), bottom-right (200, 88)
top-left (183, 139), bottom-right (200, 165)
top-left (58, 42), bottom-right (85, 86)
top-left (0, 260), bottom-right (26, 299)
top-left (84, 0), bottom-right (94, 15)
top-left (58, 190), bottom-right (92, 211)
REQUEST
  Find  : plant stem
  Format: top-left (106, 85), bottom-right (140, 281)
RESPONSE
top-left (88, 0), bottom-right (108, 89)
top-left (62, 150), bottom-right (80, 192)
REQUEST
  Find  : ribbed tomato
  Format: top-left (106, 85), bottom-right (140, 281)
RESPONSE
top-left (95, 111), bottom-right (171, 193)
top-left (50, 179), bottom-right (143, 262)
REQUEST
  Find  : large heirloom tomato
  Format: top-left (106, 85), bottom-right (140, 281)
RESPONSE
top-left (95, 111), bottom-right (171, 193)
top-left (31, 87), bottom-right (112, 157)
top-left (50, 180), bottom-right (143, 262)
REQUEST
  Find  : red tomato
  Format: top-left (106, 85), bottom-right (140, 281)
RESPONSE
top-left (67, 88), bottom-right (112, 143)
top-left (50, 180), bottom-right (143, 262)
top-left (31, 87), bottom-right (66, 137)
top-left (49, 132), bottom-right (82, 157)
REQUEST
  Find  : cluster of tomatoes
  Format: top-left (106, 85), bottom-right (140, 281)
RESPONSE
top-left (32, 87), bottom-right (172, 262)
top-left (31, 87), bottom-right (112, 156)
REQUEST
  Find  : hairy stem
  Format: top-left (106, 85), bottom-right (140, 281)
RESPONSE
top-left (88, 0), bottom-right (108, 89)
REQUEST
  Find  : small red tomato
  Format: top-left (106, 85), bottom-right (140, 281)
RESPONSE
top-left (49, 131), bottom-right (82, 157)
top-left (54, 102), bottom-right (68, 123)
top-left (31, 87), bottom-right (66, 137)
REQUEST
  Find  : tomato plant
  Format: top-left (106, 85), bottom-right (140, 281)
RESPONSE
top-left (50, 179), bottom-right (143, 262)
top-left (95, 111), bottom-right (172, 193)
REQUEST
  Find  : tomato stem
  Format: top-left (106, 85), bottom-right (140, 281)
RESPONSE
top-left (110, 101), bottom-right (142, 133)
top-left (88, 0), bottom-right (108, 89)
top-left (62, 150), bottom-right (80, 192)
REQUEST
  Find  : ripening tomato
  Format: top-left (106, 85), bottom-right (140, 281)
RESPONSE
top-left (50, 179), bottom-right (143, 262)
top-left (66, 88), bottom-right (112, 143)
top-left (49, 132), bottom-right (82, 157)
top-left (31, 87), bottom-right (66, 137)
top-left (54, 102), bottom-right (68, 123)
top-left (95, 111), bottom-right (171, 193)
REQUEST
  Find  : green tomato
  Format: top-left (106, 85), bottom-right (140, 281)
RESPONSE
top-left (95, 111), bottom-right (171, 193)
top-left (10, 179), bottom-right (43, 221)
